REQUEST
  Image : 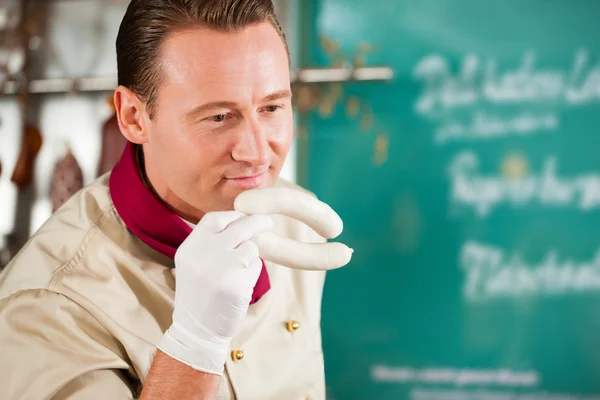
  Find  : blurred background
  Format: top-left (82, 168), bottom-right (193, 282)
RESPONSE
top-left (1, 0), bottom-right (600, 399)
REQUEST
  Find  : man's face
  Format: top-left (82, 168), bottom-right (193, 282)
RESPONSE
top-left (142, 22), bottom-right (292, 221)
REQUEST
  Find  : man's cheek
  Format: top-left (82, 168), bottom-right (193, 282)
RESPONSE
top-left (267, 124), bottom-right (292, 145)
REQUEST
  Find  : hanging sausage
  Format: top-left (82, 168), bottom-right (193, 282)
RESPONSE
top-left (49, 144), bottom-right (83, 213)
top-left (97, 95), bottom-right (126, 177)
top-left (0, 239), bottom-right (11, 271)
top-left (10, 123), bottom-right (43, 190)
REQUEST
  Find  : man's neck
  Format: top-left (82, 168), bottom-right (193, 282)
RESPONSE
top-left (134, 144), bottom-right (152, 191)
top-left (134, 143), bottom-right (199, 226)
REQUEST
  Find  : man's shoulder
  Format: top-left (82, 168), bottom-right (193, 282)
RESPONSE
top-left (0, 174), bottom-right (125, 298)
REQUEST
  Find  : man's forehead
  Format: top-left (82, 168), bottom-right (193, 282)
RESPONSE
top-left (160, 24), bottom-right (288, 74)
top-left (157, 24), bottom-right (290, 104)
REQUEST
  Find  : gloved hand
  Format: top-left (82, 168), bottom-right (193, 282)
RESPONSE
top-left (158, 211), bottom-right (273, 375)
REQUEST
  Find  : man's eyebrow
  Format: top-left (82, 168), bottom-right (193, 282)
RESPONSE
top-left (262, 89), bottom-right (292, 102)
top-left (185, 101), bottom-right (238, 121)
top-left (184, 90), bottom-right (292, 121)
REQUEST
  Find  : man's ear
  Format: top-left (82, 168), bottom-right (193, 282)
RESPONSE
top-left (113, 86), bottom-right (150, 144)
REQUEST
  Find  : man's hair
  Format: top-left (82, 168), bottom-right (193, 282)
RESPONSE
top-left (116, 0), bottom-right (288, 118)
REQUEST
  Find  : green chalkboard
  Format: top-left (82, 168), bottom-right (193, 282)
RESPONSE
top-left (297, 1), bottom-right (600, 399)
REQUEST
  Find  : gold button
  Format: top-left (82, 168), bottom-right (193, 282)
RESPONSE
top-left (286, 320), bottom-right (300, 332)
top-left (231, 350), bottom-right (244, 361)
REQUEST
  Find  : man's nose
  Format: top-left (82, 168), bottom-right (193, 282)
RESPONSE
top-left (231, 118), bottom-right (269, 165)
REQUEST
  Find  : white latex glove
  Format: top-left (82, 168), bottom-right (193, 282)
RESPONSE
top-left (157, 211), bottom-right (273, 375)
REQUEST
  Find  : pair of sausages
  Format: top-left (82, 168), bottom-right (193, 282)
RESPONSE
top-left (234, 187), bottom-right (353, 271)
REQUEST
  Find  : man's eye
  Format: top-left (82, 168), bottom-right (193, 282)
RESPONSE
top-left (264, 105), bottom-right (281, 112)
top-left (209, 114), bottom-right (227, 122)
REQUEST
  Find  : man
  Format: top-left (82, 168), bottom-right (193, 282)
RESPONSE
top-left (0, 1), bottom-right (332, 398)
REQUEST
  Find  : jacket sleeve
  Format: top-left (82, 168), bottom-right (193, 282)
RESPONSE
top-left (0, 289), bottom-right (137, 399)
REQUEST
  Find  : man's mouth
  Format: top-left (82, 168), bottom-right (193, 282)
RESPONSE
top-left (224, 169), bottom-right (268, 189)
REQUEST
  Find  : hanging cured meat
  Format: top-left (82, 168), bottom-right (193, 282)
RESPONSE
top-left (11, 123), bottom-right (43, 189)
top-left (50, 146), bottom-right (83, 213)
top-left (97, 96), bottom-right (126, 177)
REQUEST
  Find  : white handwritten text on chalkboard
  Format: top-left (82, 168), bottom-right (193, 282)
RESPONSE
top-left (435, 111), bottom-right (558, 145)
top-left (449, 151), bottom-right (600, 217)
top-left (371, 364), bottom-right (538, 386)
top-left (412, 50), bottom-right (598, 145)
top-left (413, 50), bottom-right (600, 116)
top-left (411, 389), bottom-right (600, 400)
top-left (460, 240), bottom-right (600, 301)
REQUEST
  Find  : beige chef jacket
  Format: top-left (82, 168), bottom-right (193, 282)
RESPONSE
top-left (0, 174), bottom-right (327, 399)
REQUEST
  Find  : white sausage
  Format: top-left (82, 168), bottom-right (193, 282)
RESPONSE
top-left (253, 232), bottom-right (353, 271)
top-left (233, 186), bottom-right (353, 271)
top-left (234, 186), bottom-right (343, 239)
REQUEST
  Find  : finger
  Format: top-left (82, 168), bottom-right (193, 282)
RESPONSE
top-left (233, 240), bottom-right (260, 267)
top-left (196, 211), bottom-right (246, 234)
top-left (224, 257), bottom-right (263, 294)
top-left (245, 257), bottom-right (263, 284)
top-left (219, 214), bottom-right (274, 248)
top-left (234, 186), bottom-right (343, 239)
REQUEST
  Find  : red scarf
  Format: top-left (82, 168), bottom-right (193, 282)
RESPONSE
top-left (109, 141), bottom-right (270, 304)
